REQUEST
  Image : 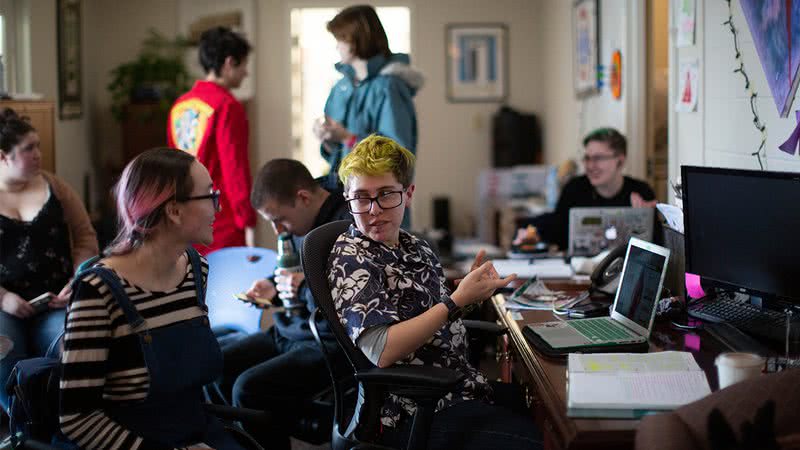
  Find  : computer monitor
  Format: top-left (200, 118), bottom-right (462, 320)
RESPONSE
top-left (681, 166), bottom-right (800, 304)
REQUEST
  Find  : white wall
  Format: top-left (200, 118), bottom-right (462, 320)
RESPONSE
top-left (83, 0), bottom-right (179, 177)
top-left (28, 0), bottom-right (92, 204)
top-left (539, 0), bottom-right (646, 181)
top-left (669, 0), bottom-right (800, 191)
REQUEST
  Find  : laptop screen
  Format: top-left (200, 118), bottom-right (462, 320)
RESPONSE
top-left (568, 207), bottom-right (655, 256)
top-left (613, 244), bottom-right (668, 329)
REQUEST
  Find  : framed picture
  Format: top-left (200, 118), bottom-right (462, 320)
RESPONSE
top-left (57, 0), bottom-right (82, 119)
top-left (573, 0), bottom-right (599, 97)
top-left (446, 24), bottom-right (507, 102)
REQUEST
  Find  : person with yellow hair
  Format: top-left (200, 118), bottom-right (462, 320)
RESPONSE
top-left (327, 135), bottom-right (542, 449)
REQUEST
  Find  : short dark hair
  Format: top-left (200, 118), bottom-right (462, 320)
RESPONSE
top-left (251, 159), bottom-right (319, 209)
top-left (582, 128), bottom-right (627, 156)
top-left (0, 108), bottom-right (36, 154)
top-left (327, 5), bottom-right (391, 60)
top-left (198, 27), bottom-right (251, 76)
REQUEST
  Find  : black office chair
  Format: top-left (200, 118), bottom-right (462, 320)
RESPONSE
top-left (303, 220), bottom-right (487, 450)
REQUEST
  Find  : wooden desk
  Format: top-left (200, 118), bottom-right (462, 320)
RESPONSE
top-left (491, 290), bottom-right (728, 450)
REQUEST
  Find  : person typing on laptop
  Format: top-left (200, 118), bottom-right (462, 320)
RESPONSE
top-left (519, 128), bottom-right (657, 250)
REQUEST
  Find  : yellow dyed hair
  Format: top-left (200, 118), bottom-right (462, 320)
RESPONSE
top-left (338, 135), bottom-right (415, 189)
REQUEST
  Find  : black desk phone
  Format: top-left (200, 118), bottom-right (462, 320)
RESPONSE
top-left (589, 243), bottom-right (627, 296)
top-left (559, 244), bottom-right (627, 318)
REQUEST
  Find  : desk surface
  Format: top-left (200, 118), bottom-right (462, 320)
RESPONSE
top-left (491, 287), bottom-right (729, 450)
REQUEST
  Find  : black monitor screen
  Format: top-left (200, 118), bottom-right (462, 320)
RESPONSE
top-left (682, 166), bottom-right (800, 302)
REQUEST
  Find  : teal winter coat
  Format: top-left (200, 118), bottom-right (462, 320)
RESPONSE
top-left (321, 53), bottom-right (424, 178)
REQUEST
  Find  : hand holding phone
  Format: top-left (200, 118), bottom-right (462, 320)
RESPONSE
top-left (28, 292), bottom-right (55, 313)
top-left (233, 293), bottom-right (273, 309)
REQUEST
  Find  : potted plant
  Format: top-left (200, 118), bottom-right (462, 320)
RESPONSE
top-left (107, 28), bottom-right (192, 121)
top-left (108, 29), bottom-right (192, 163)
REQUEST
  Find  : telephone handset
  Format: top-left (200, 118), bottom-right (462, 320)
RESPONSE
top-left (589, 243), bottom-right (627, 296)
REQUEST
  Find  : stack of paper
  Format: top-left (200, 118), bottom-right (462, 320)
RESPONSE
top-left (492, 258), bottom-right (574, 279)
top-left (505, 278), bottom-right (575, 311)
top-left (567, 352), bottom-right (711, 419)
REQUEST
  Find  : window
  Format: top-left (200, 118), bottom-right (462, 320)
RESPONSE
top-left (1, 9), bottom-right (7, 93)
top-left (289, 7), bottom-right (410, 177)
top-left (0, 0), bottom-right (32, 94)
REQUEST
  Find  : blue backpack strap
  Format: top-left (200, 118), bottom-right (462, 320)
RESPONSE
top-left (75, 267), bottom-right (146, 332)
top-left (74, 255), bottom-right (102, 278)
top-left (185, 247), bottom-right (206, 307)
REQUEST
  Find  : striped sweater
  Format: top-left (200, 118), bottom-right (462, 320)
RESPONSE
top-left (59, 256), bottom-right (209, 450)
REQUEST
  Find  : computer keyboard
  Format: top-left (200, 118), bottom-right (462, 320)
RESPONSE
top-left (570, 318), bottom-right (636, 342)
top-left (688, 297), bottom-right (799, 343)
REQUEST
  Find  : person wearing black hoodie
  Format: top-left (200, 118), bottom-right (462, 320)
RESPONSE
top-left (219, 158), bottom-right (351, 450)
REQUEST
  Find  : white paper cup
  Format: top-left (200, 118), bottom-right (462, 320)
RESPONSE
top-left (715, 352), bottom-right (765, 389)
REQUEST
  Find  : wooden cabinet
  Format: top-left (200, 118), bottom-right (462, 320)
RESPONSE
top-left (121, 102), bottom-right (168, 165)
top-left (0, 100), bottom-right (56, 173)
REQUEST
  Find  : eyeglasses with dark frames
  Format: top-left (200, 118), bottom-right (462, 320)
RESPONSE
top-left (177, 189), bottom-right (221, 211)
top-left (345, 189), bottom-right (406, 214)
top-left (581, 153), bottom-right (619, 164)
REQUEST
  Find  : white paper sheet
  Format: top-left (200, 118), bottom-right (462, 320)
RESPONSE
top-left (567, 352), bottom-right (711, 410)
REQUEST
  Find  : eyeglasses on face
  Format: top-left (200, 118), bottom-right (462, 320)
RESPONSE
top-left (177, 189), bottom-right (221, 211)
top-left (345, 189), bottom-right (406, 214)
top-left (582, 153), bottom-right (619, 164)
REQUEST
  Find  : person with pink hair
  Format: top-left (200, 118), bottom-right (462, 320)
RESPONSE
top-left (59, 148), bottom-right (245, 450)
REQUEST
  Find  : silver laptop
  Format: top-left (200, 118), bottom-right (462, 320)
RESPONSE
top-left (528, 238), bottom-right (670, 349)
top-left (568, 207), bottom-right (655, 256)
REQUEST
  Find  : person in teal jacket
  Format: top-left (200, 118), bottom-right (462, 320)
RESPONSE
top-left (315, 5), bottom-right (424, 188)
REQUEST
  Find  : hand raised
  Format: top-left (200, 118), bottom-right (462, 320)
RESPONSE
top-left (452, 261), bottom-right (516, 307)
top-left (630, 192), bottom-right (657, 208)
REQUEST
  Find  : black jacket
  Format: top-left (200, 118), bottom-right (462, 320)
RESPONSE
top-left (273, 186), bottom-right (352, 341)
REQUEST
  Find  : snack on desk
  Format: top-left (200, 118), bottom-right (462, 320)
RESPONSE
top-left (511, 225), bottom-right (545, 253)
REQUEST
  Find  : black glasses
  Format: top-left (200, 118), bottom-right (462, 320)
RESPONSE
top-left (178, 189), bottom-right (221, 211)
top-left (345, 189), bottom-right (406, 214)
top-left (581, 154), bottom-right (619, 164)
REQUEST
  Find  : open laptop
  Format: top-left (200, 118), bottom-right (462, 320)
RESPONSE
top-left (527, 237), bottom-right (670, 350)
top-left (568, 207), bottom-right (655, 256)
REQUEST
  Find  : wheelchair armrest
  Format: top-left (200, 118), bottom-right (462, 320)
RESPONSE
top-left (20, 440), bottom-right (61, 450)
top-left (351, 444), bottom-right (397, 450)
top-left (204, 403), bottom-right (271, 427)
top-left (356, 365), bottom-right (464, 399)
top-left (462, 319), bottom-right (508, 336)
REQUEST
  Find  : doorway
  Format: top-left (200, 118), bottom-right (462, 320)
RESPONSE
top-left (646, 0), bottom-right (670, 201)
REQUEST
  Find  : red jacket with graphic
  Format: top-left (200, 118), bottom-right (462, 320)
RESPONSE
top-left (167, 81), bottom-right (257, 254)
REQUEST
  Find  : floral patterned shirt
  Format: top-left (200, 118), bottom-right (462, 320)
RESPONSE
top-left (327, 225), bottom-right (491, 427)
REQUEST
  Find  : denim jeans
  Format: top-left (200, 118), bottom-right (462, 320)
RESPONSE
top-left (0, 308), bottom-right (66, 411)
top-left (380, 381), bottom-right (543, 450)
top-left (219, 327), bottom-right (343, 450)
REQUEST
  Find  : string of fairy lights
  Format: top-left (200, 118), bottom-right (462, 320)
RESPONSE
top-left (722, 0), bottom-right (768, 170)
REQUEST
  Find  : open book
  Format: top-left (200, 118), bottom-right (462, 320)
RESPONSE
top-left (567, 351), bottom-right (712, 419)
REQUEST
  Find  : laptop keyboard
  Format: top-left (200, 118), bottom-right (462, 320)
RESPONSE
top-left (570, 318), bottom-right (637, 342)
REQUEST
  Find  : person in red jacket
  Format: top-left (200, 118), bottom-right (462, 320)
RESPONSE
top-left (168, 26), bottom-right (256, 254)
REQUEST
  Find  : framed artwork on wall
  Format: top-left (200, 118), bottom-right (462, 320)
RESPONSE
top-left (57, 0), bottom-right (82, 119)
top-left (445, 24), bottom-right (507, 102)
top-left (739, 0), bottom-right (800, 117)
top-left (573, 0), bottom-right (599, 97)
